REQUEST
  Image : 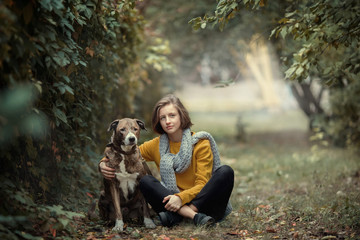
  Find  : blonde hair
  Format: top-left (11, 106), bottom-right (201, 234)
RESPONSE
top-left (151, 94), bottom-right (193, 134)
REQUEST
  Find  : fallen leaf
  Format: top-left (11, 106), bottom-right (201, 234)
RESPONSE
top-left (105, 233), bottom-right (117, 239)
top-left (266, 228), bottom-right (277, 233)
top-left (258, 204), bottom-right (271, 210)
top-left (85, 47), bottom-right (95, 57)
top-left (324, 230), bottom-right (337, 235)
top-left (158, 235), bottom-right (171, 240)
top-left (49, 225), bottom-right (56, 237)
top-left (86, 233), bottom-right (97, 240)
top-left (227, 230), bottom-right (249, 236)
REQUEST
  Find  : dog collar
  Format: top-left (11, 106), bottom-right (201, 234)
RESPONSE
top-left (119, 145), bottom-right (137, 155)
top-left (107, 142), bottom-right (137, 155)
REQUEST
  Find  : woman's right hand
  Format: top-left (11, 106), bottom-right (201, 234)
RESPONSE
top-left (99, 161), bottom-right (115, 180)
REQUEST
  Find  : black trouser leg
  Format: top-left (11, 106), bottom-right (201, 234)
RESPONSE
top-left (191, 165), bottom-right (234, 221)
top-left (139, 175), bottom-right (174, 213)
top-left (140, 165), bottom-right (234, 221)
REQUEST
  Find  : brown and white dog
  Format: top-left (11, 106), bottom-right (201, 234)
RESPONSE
top-left (99, 118), bottom-right (156, 232)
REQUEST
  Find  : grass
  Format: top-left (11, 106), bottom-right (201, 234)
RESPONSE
top-left (178, 110), bottom-right (359, 239)
top-left (221, 140), bottom-right (360, 239)
top-left (82, 110), bottom-right (360, 239)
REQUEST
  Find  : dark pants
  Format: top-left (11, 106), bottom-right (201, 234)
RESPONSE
top-left (139, 165), bottom-right (234, 221)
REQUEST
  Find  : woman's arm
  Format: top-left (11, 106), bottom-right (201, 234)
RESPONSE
top-left (98, 157), bottom-right (115, 180)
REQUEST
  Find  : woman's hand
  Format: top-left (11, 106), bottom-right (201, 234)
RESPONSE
top-left (163, 195), bottom-right (182, 212)
top-left (99, 161), bottom-right (115, 180)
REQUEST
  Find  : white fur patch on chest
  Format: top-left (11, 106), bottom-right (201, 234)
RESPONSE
top-left (115, 160), bottom-right (139, 200)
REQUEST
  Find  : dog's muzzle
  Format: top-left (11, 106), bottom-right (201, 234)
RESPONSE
top-left (124, 132), bottom-right (138, 146)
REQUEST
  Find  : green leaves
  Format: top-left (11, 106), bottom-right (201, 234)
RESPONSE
top-left (284, 44), bottom-right (313, 81)
top-left (53, 82), bottom-right (74, 95)
top-left (0, 178), bottom-right (86, 239)
top-left (272, 0), bottom-right (360, 82)
top-left (52, 106), bottom-right (68, 125)
top-left (189, 0), bottom-right (267, 31)
top-left (1, 0), bottom-right (167, 225)
top-left (145, 38), bottom-right (174, 72)
top-left (39, 0), bottom-right (64, 12)
top-left (52, 51), bottom-right (71, 67)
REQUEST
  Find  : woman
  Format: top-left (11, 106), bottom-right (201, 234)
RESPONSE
top-left (99, 94), bottom-right (234, 227)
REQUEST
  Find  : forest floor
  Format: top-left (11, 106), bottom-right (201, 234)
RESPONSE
top-left (74, 110), bottom-right (360, 240)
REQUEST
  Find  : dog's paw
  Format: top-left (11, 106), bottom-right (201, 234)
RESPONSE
top-left (112, 219), bottom-right (124, 232)
top-left (144, 217), bottom-right (156, 229)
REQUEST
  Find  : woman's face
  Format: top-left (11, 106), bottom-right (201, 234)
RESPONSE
top-left (159, 103), bottom-right (182, 141)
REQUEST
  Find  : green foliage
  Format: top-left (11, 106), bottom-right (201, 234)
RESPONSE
top-left (0, 84), bottom-right (48, 145)
top-left (271, 0), bottom-right (360, 84)
top-left (0, 178), bottom-right (85, 239)
top-left (0, 0), bottom-right (172, 237)
top-left (271, 0), bottom-right (360, 148)
top-left (189, 0), bottom-right (266, 31)
top-left (325, 80), bottom-right (360, 147)
top-left (190, 0), bottom-right (360, 147)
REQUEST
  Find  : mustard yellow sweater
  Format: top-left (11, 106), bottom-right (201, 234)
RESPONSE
top-left (139, 135), bottom-right (213, 205)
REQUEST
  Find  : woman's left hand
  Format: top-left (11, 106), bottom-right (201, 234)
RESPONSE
top-left (163, 195), bottom-right (182, 212)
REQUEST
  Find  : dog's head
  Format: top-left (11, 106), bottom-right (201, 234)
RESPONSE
top-left (107, 118), bottom-right (146, 152)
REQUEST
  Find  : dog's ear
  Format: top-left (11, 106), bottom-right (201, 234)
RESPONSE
top-left (136, 119), bottom-right (147, 131)
top-left (108, 120), bottom-right (119, 132)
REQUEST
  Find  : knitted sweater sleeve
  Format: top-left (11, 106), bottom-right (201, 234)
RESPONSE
top-left (176, 139), bottom-right (213, 205)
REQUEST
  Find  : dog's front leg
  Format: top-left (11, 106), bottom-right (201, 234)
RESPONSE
top-left (141, 196), bottom-right (156, 229)
top-left (110, 182), bottom-right (124, 232)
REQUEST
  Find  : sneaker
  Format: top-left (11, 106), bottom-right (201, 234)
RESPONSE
top-left (193, 213), bottom-right (215, 227)
top-left (158, 211), bottom-right (183, 227)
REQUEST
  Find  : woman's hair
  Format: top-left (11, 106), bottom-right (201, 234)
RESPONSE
top-left (151, 94), bottom-right (193, 134)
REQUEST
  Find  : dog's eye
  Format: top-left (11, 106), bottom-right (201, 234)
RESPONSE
top-left (133, 127), bottom-right (138, 131)
top-left (120, 128), bottom-right (126, 132)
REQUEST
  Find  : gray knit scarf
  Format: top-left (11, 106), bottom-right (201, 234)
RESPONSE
top-left (159, 128), bottom-right (232, 219)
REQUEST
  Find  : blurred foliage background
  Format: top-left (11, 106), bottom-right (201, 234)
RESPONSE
top-left (0, 0), bottom-right (359, 238)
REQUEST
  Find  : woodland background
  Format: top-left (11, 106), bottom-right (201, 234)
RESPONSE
top-left (0, 0), bottom-right (359, 239)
